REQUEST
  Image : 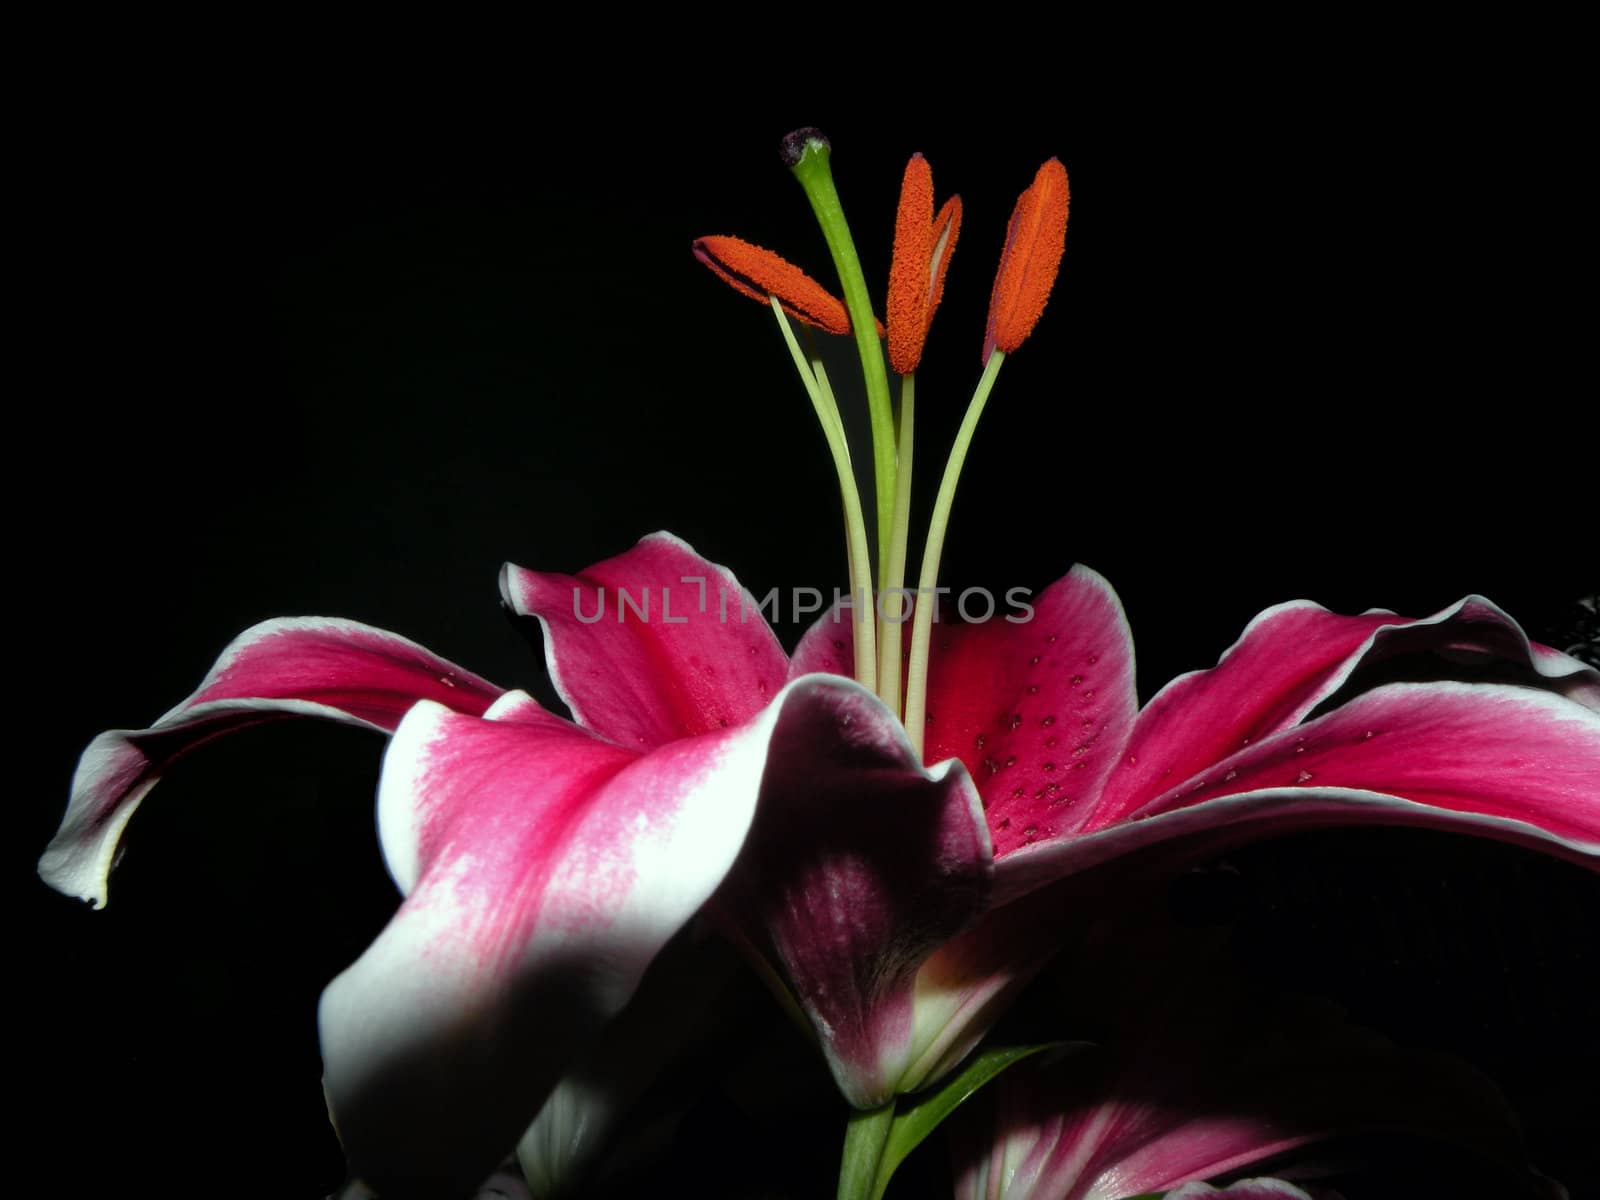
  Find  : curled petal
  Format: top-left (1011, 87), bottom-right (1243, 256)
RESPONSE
top-left (1135, 680), bottom-right (1600, 840)
top-left (39, 617), bottom-right (502, 907)
top-left (714, 678), bottom-right (992, 1107)
top-left (322, 676), bottom-right (913, 1194)
top-left (500, 531), bottom-right (788, 750)
top-left (999, 681), bottom-right (1600, 902)
top-left (983, 158), bottom-right (1069, 360)
top-left (693, 234), bottom-right (855, 334)
top-left (1087, 594), bottom-right (1600, 830)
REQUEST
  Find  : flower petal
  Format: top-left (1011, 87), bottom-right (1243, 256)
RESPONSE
top-left (1000, 682), bottom-right (1600, 900)
top-left (39, 617), bottom-right (502, 907)
top-left (1136, 680), bottom-right (1600, 838)
top-left (320, 675), bottom-right (893, 1195)
top-left (500, 531), bottom-right (788, 750)
top-left (921, 566), bottom-right (1138, 857)
top-left (1087, 595), bottom-right (1600, 830)
top-left (1164, 1183), bottom-right (1317, 1200)
top-left (713, 679), bottom-right (992, 1108)
top-left (952, 921), bottom-right (1543, 1200)
top-left (788, 595), bottom-right (859, 680)
top-left (797, 567), bottom-right (1137, 858)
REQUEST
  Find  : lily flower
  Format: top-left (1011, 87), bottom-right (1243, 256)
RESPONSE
top-left (686, 130), bottom-right (1600, 1116)
top-left (43, 127), bottom-right (1600, 1198)
top-left (40, 532), bottom-right (987, 1197)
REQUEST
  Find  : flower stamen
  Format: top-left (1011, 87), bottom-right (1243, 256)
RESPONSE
top-left (694, 235), bottom-right (855, 335)
top-left (881, 156), bottom-right (961, 714)
top-left (887, 154), bottom-right (963, 376)
top-left (982, 158), bottom-right (1070, 361)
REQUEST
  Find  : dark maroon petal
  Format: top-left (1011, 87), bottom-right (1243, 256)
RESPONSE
top-left (713, 681), bottom-right (992, 1107)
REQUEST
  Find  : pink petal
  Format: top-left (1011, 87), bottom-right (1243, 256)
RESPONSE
top-left (791, 566), bottom-right (1139, 858)
top-left (39, 617), bottom-right (502, 907)
top-left (500, 531), bottom-right (788, 750)
top-left (712, 683), bottom-right (992, 1108)
top-left (920, 567), bottom-right (1137, 856)
top-left (1136, 680), bottom-right (1600, 833)
top-left (999, 682), bottom-right (1600, 900)
top-left (788, 594), bottom-right (859, 679)
top-left (318, 676), bottom-right (951, 1193)
top-left (1087, 595), bottom-right (1599, 830)
top-left (952, 924), bottom-right (1536, 1200)
top-left (1164, 1181), bottom-right (1317, 1199)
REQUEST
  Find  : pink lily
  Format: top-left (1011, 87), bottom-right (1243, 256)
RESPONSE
top-left (681, 129), bottom-right (1598, 1111)
top-left (39, 532), bottom-right (988, 1197)
top-left (705, 573), bottom-right (1600, 1107)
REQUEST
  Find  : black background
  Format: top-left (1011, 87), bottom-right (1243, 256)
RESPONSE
top-left (18, 46), bottom-right (1596, 1198)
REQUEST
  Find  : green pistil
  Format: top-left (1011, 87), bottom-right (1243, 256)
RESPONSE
top-left (770, 297), bottom-right (878, 694)
top-left (877, 373), bottom-right (916, 715)
top-left (904, 351), bottom-right (1006, 758)
top-left (787, 135), bottom-right (898, 586)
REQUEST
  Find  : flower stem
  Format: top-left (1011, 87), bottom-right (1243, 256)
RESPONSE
top-left (770, 297), bottom-right (878, 694)
top-left (787, 135), bottom-right (898, 587)
top-left (836, 1101), bottom-right (895, 1200)
top-left (877, 373), bottom-right (916, 715)
top-left (904, 351), bottom-right (1006, 758)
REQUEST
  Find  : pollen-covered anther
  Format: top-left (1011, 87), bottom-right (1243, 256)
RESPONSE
top-left (692, 235), bottom-right (855, 335)
top-left (887, 154), bottom-right (963, 375)
top-left (982, 157), bottom-right (1070, 360)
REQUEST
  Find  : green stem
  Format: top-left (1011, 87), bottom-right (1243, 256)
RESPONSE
top-left (787, 135), bottom-right (897, 587)
top-left (904, 351), bottom-right (1005, 758)
top-left (877, 373), bottom-right (916, 716)
top-left (770, 298), bottom-right (877, 694)
top-left (836, 1102), bottom-right (895, 1200)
